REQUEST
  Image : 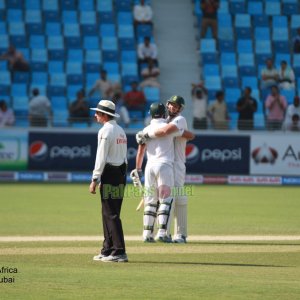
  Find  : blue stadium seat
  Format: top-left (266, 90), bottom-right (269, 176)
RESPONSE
top-left (254, 27), bottom-right (271, 40)
top-left (253, 15), bottom-right (269, 27)
top-left (65, 37), bottom-right (82, 49)
top-left (235, 27), bottom-right (251, 39)
top-left (103, 50), bottom-right (119, 62)
top-left (247, 2), bottom-right (263, 15)
top-left (45, 22), bottom-right (61, 36)
top-left (272, 16), bottom-right (288, 28)
top-left (31, 62), bottom-right (47, 72)
top-left (52, 109), bottom-right (69, 127)
top-left (225, 88), bottom-right (241, 106)
top-left (11, 83), bottom-right (27, 97)
top-left (235, 14), bottom-right (251, 28)
top-left (85, 63), bottom-right (101, 73)
top-left (103, 62), bottom-right (120, 74)
top-left (239, 65), bottom-right (256, 77)
top-left (203, 64), bottom-right (220, 78)
top-left (205, 76), bottom-right (222, 90)
top-left (281, 89), bottom-right (295, 105)
top-left (43, 11), bottom-right (60, 22)
top-left (272, 28), bottom-right (289, 41)
top-left (0, 22), bottom-right (6, 34)
top-left (122, 63), bottom-right (138, 76)
top-left (47, 86), bottom-right (65, 97)
top-left (265, 2), bottom-right (281, 16)
top-left (223, 77), bottom-right (239, 88)
top-left (0, 71), bottom-right (11, 85)
top-left (85, 50), bottom-right (102, 63)
top-left (143, 87), bottom-right (160, 102)
top-left (13, 72), bottom-right (29, 84)
top-left (136, 24), bottom-right (153, 39)
top-left (255, 40), bottom-right (272, 55)
top-left (283, 3), bottom-right (299, 16)
top-left (49, 73), bottom-right (65, 88)
top-left (31, 72), bottom-right (48, 85)
top-left (49, 49), bottom-right (65, 61)
top-left (200, 39), bottom-right (216, 53)
top-left (218, 14), bottom-right (232, 28)
top-left (275, 53), bottom-right (291, 65)
top-left (66, 62), bottom-right (82, 74)
top-left (100, 24), bottom-right (116, 37)
top-left (51, 96), bottom-right (68, 110)
top-left (102, 37), bottom-right (118, 51)
top-left (98, 11), bottom-right (115, 24)
top-left (31, 49), bottom-right (48, 62)
top-left (219, 40), bottom-right (235, 52)
top-left (117, 12), bottom-right (133, 25)
top-left (0, 85), bottom-right (10, 96)
top-left (237, 39), bottom-right (253, 53)
top-left (25, 10), bottom-right (42, 23)
top-left (67, 85), bottom-right (83, 99)
top-left (86, 73), bottom-right (99, 87)
top-left (121, 51), bottom-right (137, 63)
top-left (201, 53), bottom-right (219, 64)
top-left (220, 53), bottom-right (236, 65)
top-left (119, 37), bottom-right (136, 50)
top-left (13, 97), bottom-right (28, 111)
top-left (67, 49), bottom-right (83, 61)
top-left (80, 11), bottom-right (96, 24)
top-left (97, 0), bottom-right (113, 12)
top-left (10, 35), bottom-right (27, 48)
top-left (48, 36), bottom-right (64, 50)
top-left (230, 1), bottom-right (245, 14)
top-left (7, 9), bottom-right (23, 22)
top-left (218, 27), bottom-right (234, 41)
top-left (61, 0), bottom-right (76, 10)
top-left (0, 61), bottom-right (8, 71)
top-left (118, 25), bottom-right (134, 38)
top-left (273, 41), bottom-right (290, 53)
top-left (48, 61), bottom-right (64, 73)
top-left (83, 36), bottom-right (100, 50)
top-left (241, 76), bottom-right (258, 89)
top-left (62, 11), bottom-right (78, 24)
top-left (9, 22), bottom-right (25, 35)
top-left (26, 23), bottom-right (43, 34)
top-left (79, 0), bottom-right (94, 11)
top-left (81, 24), bottom-right (98, 36)
top-left (67, 74), bottom-right (83, 85)
top-left (221, 65), bottom-right (238, 79)
top-left (63, 24), bottom-right (80, 37)
top-left (30, 35), bottom-right (46, 49)
top-left (42, 0), bottom-right (58, 10)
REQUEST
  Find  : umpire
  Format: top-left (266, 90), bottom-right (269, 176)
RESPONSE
top-left (89, 100), bottom-right (128, 263)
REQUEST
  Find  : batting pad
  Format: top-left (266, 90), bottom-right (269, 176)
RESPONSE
top-left (174, 202), bottom-right (187, 237)
top-left (143, 203), bottom-right (157, 239)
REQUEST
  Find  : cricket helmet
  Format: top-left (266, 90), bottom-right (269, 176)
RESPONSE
top-left (149, 102), bottom-right (166, 118)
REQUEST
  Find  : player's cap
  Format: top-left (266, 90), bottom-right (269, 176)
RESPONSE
top-left (90, 100), bottom-right (120, 118)
top-left (150, 102), bottom-right (166, 118)
top-left (167, 95), bottom-right (185, 110)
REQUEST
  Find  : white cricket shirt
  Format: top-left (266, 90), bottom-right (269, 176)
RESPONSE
top-left (143, 118), bottom-right (174, 166)
top-left (169, 115), bottom-right (188, 164)
top-left (92, 120), bottom-right (127, 181)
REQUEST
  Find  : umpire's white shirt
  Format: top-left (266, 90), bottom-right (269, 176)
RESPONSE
top-left (92, 120), bottom-right (127, 181)
top-left (143, 118), bottom-right (174, 166)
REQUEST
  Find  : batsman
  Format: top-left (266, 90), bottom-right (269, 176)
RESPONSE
top-left (136, 96), bottom-right (194, 243)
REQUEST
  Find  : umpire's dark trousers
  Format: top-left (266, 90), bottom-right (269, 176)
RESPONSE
top-left (100, 163), bottom-right (127, 256)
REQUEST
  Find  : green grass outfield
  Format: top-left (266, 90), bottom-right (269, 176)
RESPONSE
top-left (0, 184), bottom-right (300, 299)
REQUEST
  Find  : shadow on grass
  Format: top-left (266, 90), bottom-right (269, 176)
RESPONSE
top-left (130, 261), bottom-right (291, 268)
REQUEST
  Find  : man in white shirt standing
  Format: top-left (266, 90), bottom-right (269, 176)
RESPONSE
top-left (90, 100), bottom-right (128, 263)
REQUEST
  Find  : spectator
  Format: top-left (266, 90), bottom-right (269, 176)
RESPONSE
top-left (265, 85), bottom-right (288, 130)
top-left (200, 0), bottom-right (220, 39)
top-left (290, 114), bottom-right (300, 131)
top-left (261, 58), bottom-right (279, 90)
top-left (191, 83), bottom-right (208, 129)
top-left (137, 36), bottom-right (158, 65)
top-left (112, 92), bottom-right (131, 128)
top-left (293, 27), bottom-right (300, 53)
top-left (277, 60), bottom-right (295, 90)
top-left (123, 81), bottom-right (146, 117)
top-left (29, 88), bottom-right (52, 127)
top-left (133, 0), bottom-right (153, 27)
top-left (69, 89), bottom-right (90, 125)
top-left (207, 91), bottom-right (229, 129)
top-left (0, 100), bottom-right (15, 127)
top-left (284, 96), bottom-right (300, 131)
top-left (0, 45), bottom-right (30, 72)
top-left (236, 87), bottom-right (257, 130)
top-left (88, 70), bottom-right (121, 99)
top-left (139, 60), bottom-right (160, 88)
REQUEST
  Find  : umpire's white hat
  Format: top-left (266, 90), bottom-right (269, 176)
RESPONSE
top-left (90, 100), bottom-right (120, 118)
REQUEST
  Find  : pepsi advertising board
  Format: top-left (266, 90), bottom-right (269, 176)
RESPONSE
top-left (186, 135), bottom-right (250, 174)
top-left (28, 132), bottom-right (97, 171)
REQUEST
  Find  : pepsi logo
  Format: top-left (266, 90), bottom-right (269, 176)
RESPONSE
top-left (29, 141), bottom-right (48, 161)
top-left (185, 144), bottom-right (199, 163)
top-left (252, 143), bottom-right (278, 164)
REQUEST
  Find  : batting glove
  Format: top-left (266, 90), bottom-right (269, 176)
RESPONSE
top-left (136, 131), bottom-right (150, 145)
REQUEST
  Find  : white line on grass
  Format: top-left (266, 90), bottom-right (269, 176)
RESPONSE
top-left (0, 235), bottom-right (300, 242)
